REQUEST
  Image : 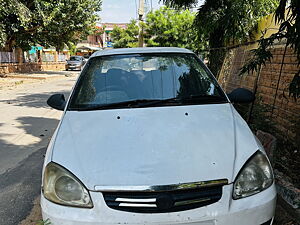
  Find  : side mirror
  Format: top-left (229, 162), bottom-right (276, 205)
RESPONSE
top-left (227, 88), bottom-right (255, 103)
top-left (47, 94), bottom-right (66, 111)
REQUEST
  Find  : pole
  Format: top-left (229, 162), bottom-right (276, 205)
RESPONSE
top-left (271, 44), bottom-right (288, 119)
top-left (247, 64), bottom-right (262, 123)
top-left (138, 0), bottom-right (144, 47)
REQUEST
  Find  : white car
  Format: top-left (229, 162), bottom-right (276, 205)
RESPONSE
top-left (42, 47), bottom-right (276, 225)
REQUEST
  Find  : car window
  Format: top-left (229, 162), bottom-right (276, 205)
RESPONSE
top-left (70, 56), bottom-right (81, 61)
top-left (69, 53), bottom-right (227, 110)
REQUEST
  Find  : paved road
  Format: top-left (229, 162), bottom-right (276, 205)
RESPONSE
top-left (0, 72), bottom-right (78, 225)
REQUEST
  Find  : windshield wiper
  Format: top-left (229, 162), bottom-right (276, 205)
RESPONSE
top-left (75, 95), bottom-right (227, 111)
top-left (179, 94), bottom-right (227, 103)
top-left (78, 98), bottom-right (178, 111)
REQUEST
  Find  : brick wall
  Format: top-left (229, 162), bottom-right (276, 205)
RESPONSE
top-left (0, 62), bottom-right (65, 74)
top-left (218, 45), bottom-right (300, 141)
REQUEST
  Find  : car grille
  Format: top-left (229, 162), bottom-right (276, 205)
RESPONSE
top-left (102, 181), bottom-right (226, 213)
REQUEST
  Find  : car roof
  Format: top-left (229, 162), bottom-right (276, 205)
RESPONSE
top-left (91, 47), bottom-right (194, 58)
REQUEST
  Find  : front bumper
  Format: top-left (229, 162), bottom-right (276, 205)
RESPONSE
top-left (41, 184), bottom-right (276, 225)
top-left (65, 65), bottom-right (81, 70)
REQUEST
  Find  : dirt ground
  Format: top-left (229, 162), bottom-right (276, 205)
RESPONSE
top-left (273, 204), bottom-right (300, 225)
top-left (0, 71), bottom-right (75, 91)
top-left (19, 197), bottom-right (42, 225)
top-left (0, 77), bottom-right (40, 90)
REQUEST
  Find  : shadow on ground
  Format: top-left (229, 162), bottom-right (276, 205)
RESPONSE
top-left (0, 116), bottom-right (59, 225)
top-left (0, 91), bottom-right (71, 109)
top-left (0, 75), bottom-right (76, 225)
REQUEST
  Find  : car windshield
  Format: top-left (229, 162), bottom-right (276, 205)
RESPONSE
top-left (69, 53), bottom-right (227, 110)
top-left (69, 56), bottom-right (81, 61)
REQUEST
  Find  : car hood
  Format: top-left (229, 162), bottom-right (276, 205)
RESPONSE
top-left (51, 104), bottom-right (259, 191)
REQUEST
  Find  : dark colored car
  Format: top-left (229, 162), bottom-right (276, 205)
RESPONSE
top-left (65, 56), bottom-right (86, 71)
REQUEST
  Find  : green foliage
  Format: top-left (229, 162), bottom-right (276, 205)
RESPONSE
top-left (234, 98), bottom-right (276, 133)
top-left (274, 0), bottom-right (300, 60)
top-left (162, 0), bottom-right (279, 77)
top-left (240, 35), bottom-right (276, 75)
top-left (275, 116), bottom-right (300, 188)
top-left (111, 7), bottom-right (204, 53)
top-left (0, 23), bottom-right (7, 47)
top-left (289, 71), bottom-right (300, 100)
top-left (194, 0), bottom-right (279, 46)
top-left (36, 218), bottom-right (51, 225)
top-left (0, 0), bottom-right (102, 50)
top-left (241, 0), bottom-right (300, 99)
top-left (110, 20), bottom-right (139, 48)
top-left (145, 7), bottom-right (203, 52)
top-left (162, 0), bottom-right (198, 8)
top-left (198, 0), bottom-right (279, 76)
top-left (67, 42), bottom-right (78, 56)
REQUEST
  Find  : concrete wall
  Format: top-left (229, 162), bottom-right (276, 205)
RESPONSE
top-left (0, 62), bottom-right (65, 74)
top-left (218, 45), bottom-right (300, 141)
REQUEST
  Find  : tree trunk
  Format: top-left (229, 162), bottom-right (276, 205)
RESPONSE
top-left (207, 32), bottom-right (226, 79)
top-left (208, 48), bottom-right (226, 79)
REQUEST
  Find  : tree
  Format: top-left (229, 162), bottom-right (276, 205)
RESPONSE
top-left (241, 0), bottom-right (300, 99)
top-left (110, 20), bottom-right (139, 48)
top-left (145, 7), bottom-right (203, 53)
top-left (0, 0), bottom-right (102, 51)
top-left (111, 7), bottom-right (204, 53)
top-left (162, 0), bottom-right (279, 77)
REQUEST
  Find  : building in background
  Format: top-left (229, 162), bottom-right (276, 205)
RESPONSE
top-left (75, 23), bottom-right (127, 56)
top-left (99, 23), bottom-right (127, 48)
top-left (76, 26), bottom-right (103, 56)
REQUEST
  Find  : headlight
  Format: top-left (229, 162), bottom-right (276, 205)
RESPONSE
top-left (233, 151), bottom-right (273, 199)
top-left (43, 162), bottom-right (93, 208)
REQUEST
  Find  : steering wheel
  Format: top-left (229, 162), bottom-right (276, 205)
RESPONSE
top-left (94, 85), bottom-right (128, 103)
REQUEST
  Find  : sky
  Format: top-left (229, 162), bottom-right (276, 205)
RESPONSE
top-left (99, 0), bottom-right (164, 23)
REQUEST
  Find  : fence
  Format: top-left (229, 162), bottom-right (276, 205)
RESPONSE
top-left (42, 52), bottom-right (55, 62)
top-left (41, 52), bottom-right (67, 62)
top-left (58, 53), bottom-right (67, 62)
top-left (29, 53), bottom-right (38, 62)
top-left (0, 51), bottom-right (18, 63)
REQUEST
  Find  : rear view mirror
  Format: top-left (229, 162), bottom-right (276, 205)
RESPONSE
top-left (227, 88), bottom-right (255, 103)
top-left (47, 94), bottom-right (66, 111)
